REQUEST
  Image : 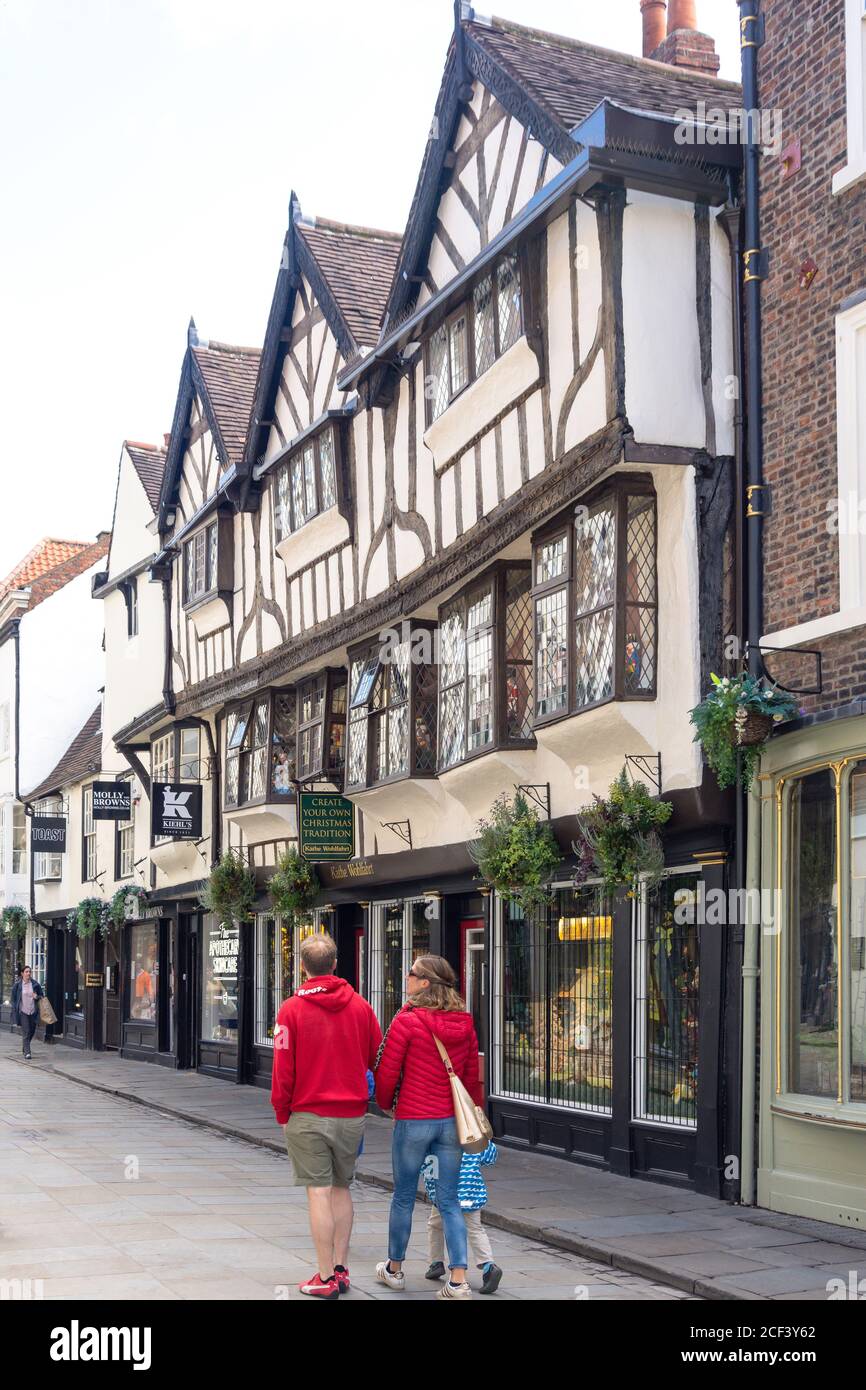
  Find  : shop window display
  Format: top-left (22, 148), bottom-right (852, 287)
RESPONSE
top-left (634, 874), bottom-right (700, 1126)
top-left (202, 918), bottom-right (239, 1043)
top-left (128, 922), bottom-right (158, 1023)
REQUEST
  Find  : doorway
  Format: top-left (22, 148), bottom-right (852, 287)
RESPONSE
top-left (460, 918), bottom-right (486, 1095)
top-left (104, 925), bottom-right (121, 1049)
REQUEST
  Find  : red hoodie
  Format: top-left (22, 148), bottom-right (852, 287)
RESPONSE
top-left (375, 1004), bottom-right (482, 1120)
top-left (270, 975), bottom-right (382, 1124)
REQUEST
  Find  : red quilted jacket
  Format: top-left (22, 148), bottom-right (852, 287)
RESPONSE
top-left (375, 1003), bottom-right (482, 1120)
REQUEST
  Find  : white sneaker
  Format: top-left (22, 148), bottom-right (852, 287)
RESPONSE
top-left (375, 1260), bottom-right (406, 1291)
top-left (437, 1279), bottom-right (472, 1300)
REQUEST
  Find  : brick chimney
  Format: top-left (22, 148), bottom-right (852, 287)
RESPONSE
top-left (648, 0), bottom-right (720, 76)
top-left (640, 0), bottom-right (666, 57)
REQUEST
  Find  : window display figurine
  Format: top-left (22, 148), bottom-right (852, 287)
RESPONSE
top-left (272, 748), bottom-right (293, 794)
top-left (625, 635), bottom-right (641, 683)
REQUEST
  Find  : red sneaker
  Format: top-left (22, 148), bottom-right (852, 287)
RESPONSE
top-left (299, 1272), bottom-right (340, 1300)
top-left (334, 1265), bottom-right (350, 1294)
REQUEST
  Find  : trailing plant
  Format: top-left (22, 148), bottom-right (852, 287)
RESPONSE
top-left (573, 767), bottom-right (673, 898)
top-left (269, 848), bottom-right (319, 920)
top-left (689, 673), bottom-right (801, 790)
top-left (470, 791), bottom-right (561, 913)
top-left (200, 851), bottom-right (256, 925)
top-left (108, 884), bottom-right (148, 927)
top-left (1, 905), bottom-right (29, 939)
top-left (67, 897), bottom-right (111, 939)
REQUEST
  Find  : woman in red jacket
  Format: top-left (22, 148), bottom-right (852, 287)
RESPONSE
top-left (374, 954), bottom-right (481, 1301)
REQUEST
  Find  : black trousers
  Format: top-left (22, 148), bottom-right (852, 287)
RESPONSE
top-left (20, 1012), bottom-right (38, 1055)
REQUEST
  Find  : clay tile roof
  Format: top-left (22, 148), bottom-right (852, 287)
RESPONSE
top-left (297, 219), bottom-right (402, 348)
top-left (24, 534), bottom-right (111, 613)
top-left (191, 341), bottom-right (261, 468)
top-left (124, 441), bottom-right (167, 513)
top-left (26, 705), bottom-right (102, 802)
top-left (0, 539), bottom-right (89, 598)
top-left (467, 15), bottom-right (740, 133)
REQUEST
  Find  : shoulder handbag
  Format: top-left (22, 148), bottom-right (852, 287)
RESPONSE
top-left (38, 995), bottom-right (57, 1026)
top-left (430, 1031), bottom-right (493, 1155)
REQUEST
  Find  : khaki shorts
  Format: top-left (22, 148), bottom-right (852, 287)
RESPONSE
top-left (284, 1112), bottom-right (366, 1188)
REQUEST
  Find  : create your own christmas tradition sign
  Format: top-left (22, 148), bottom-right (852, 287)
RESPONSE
top-left (298, 792), bottom-right (355, 862)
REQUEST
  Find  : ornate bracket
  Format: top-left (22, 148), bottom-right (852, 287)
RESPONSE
top-left (515, 783), bottom-right (551, 819)
top-left (751, 641), bottom-right (823, 697)
top-left (624, 754), bottom-right (662, 797)
top-left (381, 820), bottom-right (413, 849)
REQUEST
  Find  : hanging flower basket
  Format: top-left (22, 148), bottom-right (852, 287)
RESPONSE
top-left (573, 766), bottom-right (673, 899)
top-left (689, 673), bottom-right (801, 789)
top-left (108, 885), bottom-right (148, 928)
top-left (269, 848), bottom-right (319, 920)
top-left (469, 791), bottom-right (561, 913)
top-left (67, 898), bottom-right (111, 939)
top-left (200, 851), bottom-right (256, 925)
top-left (1, 905), bottom-right (29, 940)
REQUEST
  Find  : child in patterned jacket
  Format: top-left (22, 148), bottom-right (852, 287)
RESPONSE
top-left (423, 1141), bottom-right (502, 1294)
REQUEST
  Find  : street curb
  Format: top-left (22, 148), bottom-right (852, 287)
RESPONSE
top-left (6, 1052), bottom-right (741, 1301)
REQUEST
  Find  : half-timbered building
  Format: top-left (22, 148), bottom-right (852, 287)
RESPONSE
top-left (41, 6), bottom-right (748, 1194)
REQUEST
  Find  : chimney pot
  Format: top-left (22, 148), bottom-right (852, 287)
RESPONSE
top-left (667, 0), bottom-right (697, 32)
top-left (640, 0), bottom-right (667, 57)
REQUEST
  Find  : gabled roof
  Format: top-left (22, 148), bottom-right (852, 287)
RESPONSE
top-left (295, 219), bottom-right (401, 350)
top-left (26, 705), bottom-right (102, 801)
top-left (158, 328), bottom-right (261, 529)
top-left (124, 441), bottom-right (167, 514)
top-left (382, 10), bottom-right (740, 334)
top-left (241, 201), bottom-right (401, 473)
top-left (0, 535), bottom-right (110, 614)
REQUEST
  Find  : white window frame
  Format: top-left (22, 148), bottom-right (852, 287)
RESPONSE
top-left (116, 780), bottom-right (135, 879)
top-left (33, 796), bottom-right (63, 882)
top-left (833, 0), bottom-right (866, 195)
top-left (11, 803), bottom-right (26, 877)
top-left (255, 908), bottom-right (333, 1047)
top-left (27, 923), bottom-right (47, 983)
top-left (0, 803), bottom-right (5, 876)
top-left (82, 786), bottom-right (96, 882)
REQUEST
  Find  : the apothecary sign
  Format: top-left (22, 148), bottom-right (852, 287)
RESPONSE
top-left (31, 816), bottom-right (66, 852)
top-left (92, 781), bottom-right (132, 821)
top-left (150, 782), bottom-right (203, 840)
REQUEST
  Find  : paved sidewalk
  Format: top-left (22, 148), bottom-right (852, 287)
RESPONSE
top-left (7, 1033), bottom-right (866, 1301)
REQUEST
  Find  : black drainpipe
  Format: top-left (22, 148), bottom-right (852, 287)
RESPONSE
top-left (159, 570), bottom-right (176, 715)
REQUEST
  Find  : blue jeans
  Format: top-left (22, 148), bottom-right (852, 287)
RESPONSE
top-left (389, 1118), bottom-right (467, 1270)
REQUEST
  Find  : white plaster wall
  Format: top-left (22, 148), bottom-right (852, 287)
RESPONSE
top-left (108, 453), bottom-right (157, 579)
top-left (622, 191), bottom-right (705, 448)
top-left (710, 208), bottom-right (736, 457)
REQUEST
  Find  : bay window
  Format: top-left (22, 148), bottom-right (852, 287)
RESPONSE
top-left (296, 671), bottom-right (347, 784)
top-left (115, 779), bottom-right (135, 879)
top-left (225, 678), bottom-right (346, 809)
top-left (426, 252), bottom-right (522, 424)
top-left (532, 479), bottom-right (657, 722)
top-left (438, 564), bottom-right (533, 772)
top-left (274, 426), bottom-right (339, 541)
top-left (225, 698), bottom-right (270, 808)
top-left (11, 803), bottom-right (26, 876)
top-left (182, 514), bottom-right (230, 608)
top-left (345, 625), bottom-right (437, 790)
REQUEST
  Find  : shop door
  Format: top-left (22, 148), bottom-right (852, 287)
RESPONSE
top-left (461, 919), bottom-right (487, 1094)
top-left (104, 926), bottom-right (121, 1050)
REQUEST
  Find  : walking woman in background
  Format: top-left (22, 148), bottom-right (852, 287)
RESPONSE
top-left (11, 965), bottom-right (44, 1060)
top-left (374, 954), bottom-right (482, 1301)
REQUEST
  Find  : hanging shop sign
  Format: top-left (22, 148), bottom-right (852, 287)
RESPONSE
top-left (150, 782), bottom-right (203, 840)
top-left (31, 816), bottom-right (67, 853)
top-left (92, 781), bottom-right (133, 821)
top-left (298, 792), bottom-right (356, 862)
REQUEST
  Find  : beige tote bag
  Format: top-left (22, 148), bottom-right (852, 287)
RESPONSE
top-left (431, 1033), bottom-right (493, 1155)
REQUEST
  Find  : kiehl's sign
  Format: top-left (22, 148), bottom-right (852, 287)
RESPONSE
top-left (31, 816), bottom-right (67, 852)
top-left (91, 781), bottom-right (132, 821)
top-left (151, 782), bottom-right (203, 840)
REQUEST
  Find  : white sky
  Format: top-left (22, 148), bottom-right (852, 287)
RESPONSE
top-left (0, 0), bottom-right (739, 569)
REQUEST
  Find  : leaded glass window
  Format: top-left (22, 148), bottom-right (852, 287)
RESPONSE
top-left (183, 521), bottom-right (219, 604)
top-left (346, 628), bottom-right (437, 789)
top-left (274, 427), bottom-right (340, 541)
top-left (426, 253), bottom-right (523, 423)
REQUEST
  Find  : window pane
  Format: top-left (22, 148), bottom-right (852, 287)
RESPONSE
top-left (536, 535), bottom-right (568, 585)
top-left (179, 728), bottom-right (199, 779)
top-left (574, 498), bottom-right (615, 615)
top-left (202, 919), bottom-right (239, 1044)
top-left (498, 899), bottom-right (547, 1101)
top-left (225, 751), bottom-right (239, 806)
top-left (301, 677), bottom-right (325, 725)
top-left (439, 685), bottom-right (465, 769)
top-left (439, 608), bottom-right (466, 688)
top-left (635, 876), bottom-right (700, 1126)
top-left (575, 608), bottom-right (614, 708)
top-left (849, 767), bottom-right (866, 1102)
top-left (505, 567), bottom-right (533, 740)
top-left (272, 690), bottom-right (296, 795)
top-left (185, 541), bottom-right (195, 601)
top-left (497, 255), bottom-right (521, 353)
top-left (299, 724), bottom-right (323, 781)
top-left (789, 771), bottom-right (838, 1098)
top-left (473, 274), bottom-right (496, 375)
top-left (249, 748), bottom-right (267, 800)
top-left (303, 445), bottom-right (317, 518)
top-left (276, 465), bottom-right (291, 539)
top-left (207, 524), bottom-right (218, 591)
top-left (414, 663), bottom-right (438, 773)
top-left (467, 630), bottom-right (493, 752)
top-left (449, 314), bottom-right (468, 395)
top-left (350, 655), bottom-right (380, 709)
top-left (428, 324), bottom-right (450, 422)
top-left (466, 586), bottom-right (492, 630)
top-left (382, 905), bottom-right (404, 1034)
top-left (228, 706), bottom-right (250, 751)
top-left (194, 531), bottom-right (206, 596)
top-left (626, 494), bottom-right (656, 603)
top-left (347, 712), bottom-right (368, 787)
top-left (535, 588), bottom-right (569, 718)
top-left (255, 917), bottom-right (277, 1045)
top-left (387, 702), bottom-right (409, 777)
top-left (128, 923), bottom-right (158, 1023)
top-left (318, 430), bottom-right (337, 511)
top-left (291, 456), bottom-right (306, 529)
top-left (552, 885), bottom-right (613, 1111)
top-left (625, 606), bottom-right (657, 695)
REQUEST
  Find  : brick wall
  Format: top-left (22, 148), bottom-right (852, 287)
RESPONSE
top-left (760, 0), bottom-right (866, 711)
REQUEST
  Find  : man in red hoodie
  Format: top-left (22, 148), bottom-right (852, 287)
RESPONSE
top-left (271, 932), bottom-right (382, 1300)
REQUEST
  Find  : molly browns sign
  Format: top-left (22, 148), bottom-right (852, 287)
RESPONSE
top-left (91, 781), bottom-right (132, 821)
top-left (150, 782), bottom-right (203, 840)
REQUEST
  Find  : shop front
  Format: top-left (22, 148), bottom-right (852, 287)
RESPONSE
top-left (757, 713), bottom-right (866, 1227)
top-left (245, 906), bottom-right (340, 1089)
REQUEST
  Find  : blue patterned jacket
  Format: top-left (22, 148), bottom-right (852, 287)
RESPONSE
top-left (423, 1141), bottom-right (497, 1211)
